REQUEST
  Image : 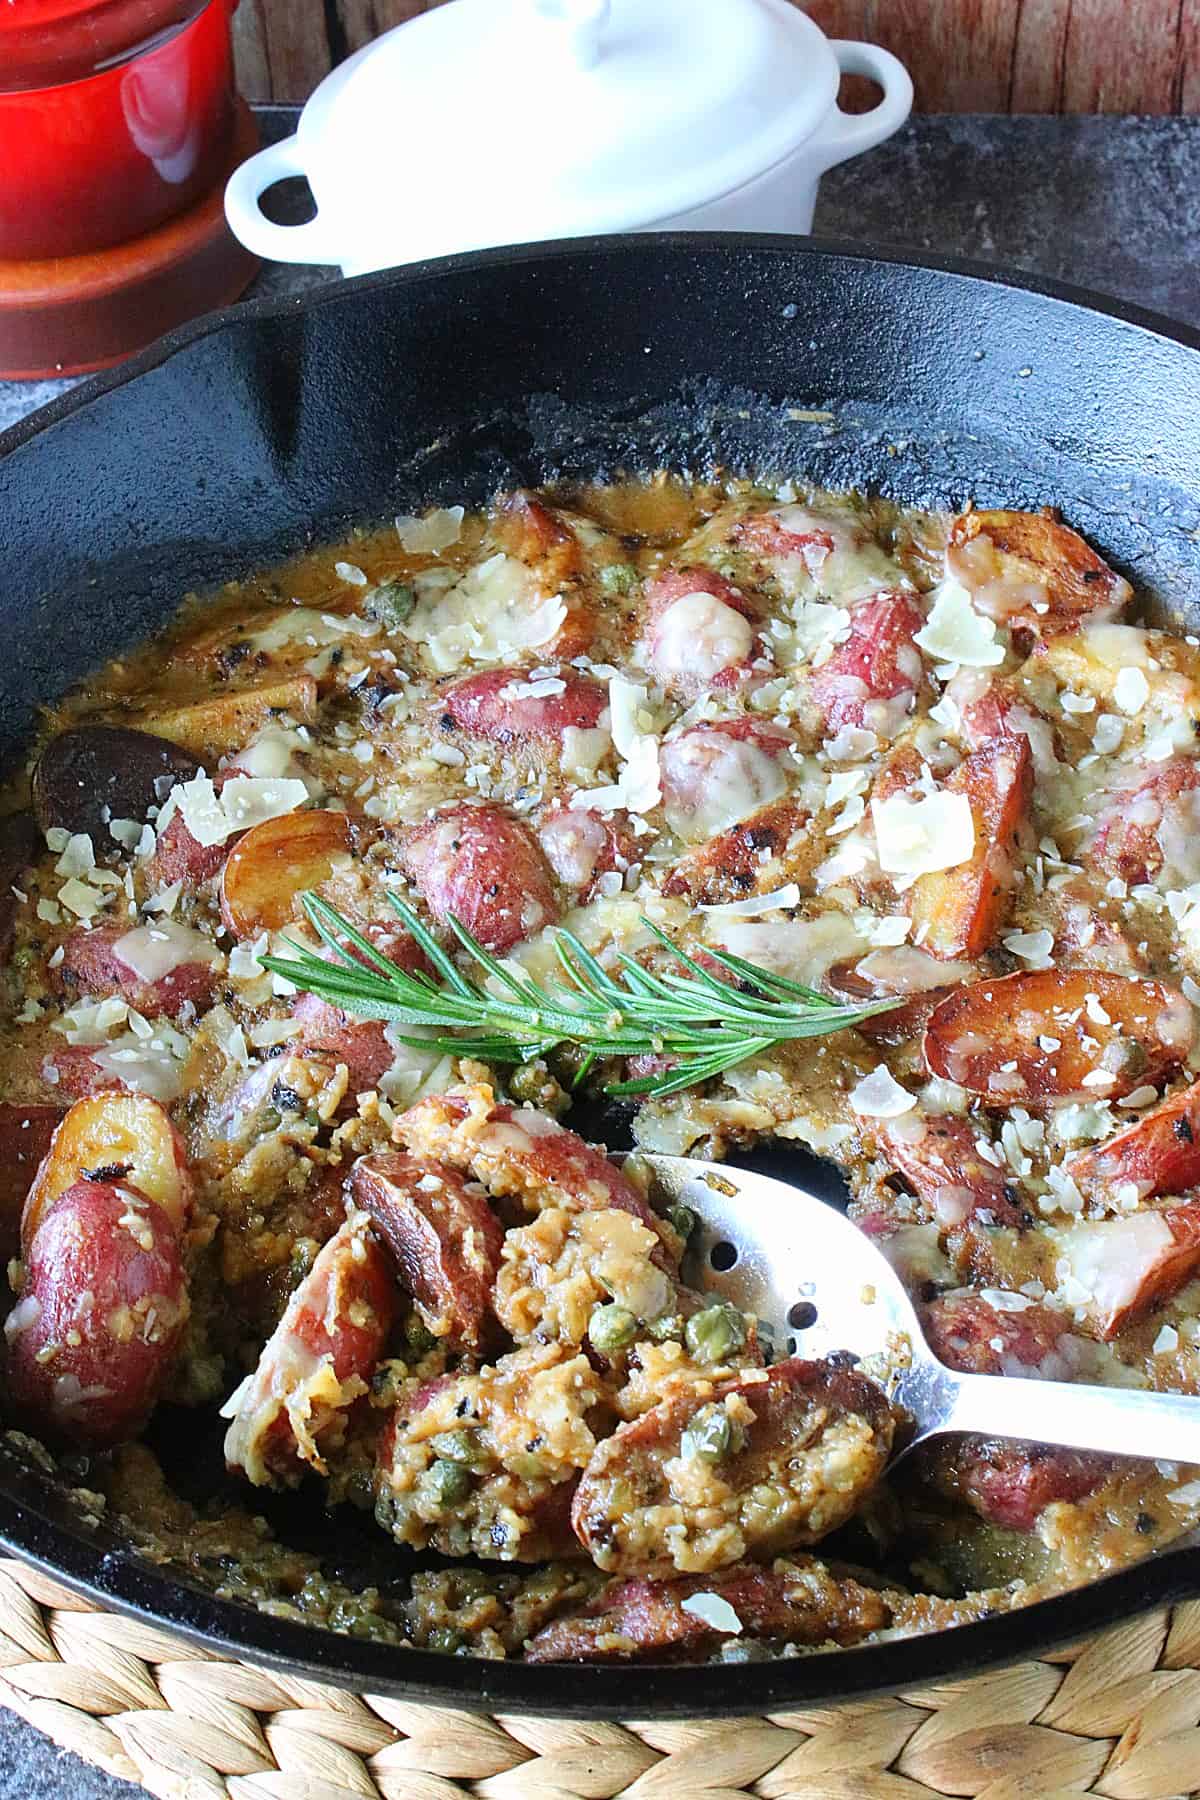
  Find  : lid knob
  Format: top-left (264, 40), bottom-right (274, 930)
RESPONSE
top-left (527, 0), bottom-right (610, 70)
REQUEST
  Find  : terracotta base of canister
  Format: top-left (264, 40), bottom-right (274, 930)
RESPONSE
top-left (0, 101), bottom-right (261, 380)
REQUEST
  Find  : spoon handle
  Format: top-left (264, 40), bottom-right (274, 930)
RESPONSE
top-left (934, 1366), bottom-right (1200, 1466)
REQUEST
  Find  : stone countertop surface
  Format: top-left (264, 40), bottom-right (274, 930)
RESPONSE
top-left (0, 108), bottom-right (1198, 1798)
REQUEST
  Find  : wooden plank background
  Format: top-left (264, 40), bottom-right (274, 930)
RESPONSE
top-left (232, 0), bottom-right (1200, 112)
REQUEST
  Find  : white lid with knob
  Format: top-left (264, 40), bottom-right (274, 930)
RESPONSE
top-left (226, 0), bottom-right (912, 272)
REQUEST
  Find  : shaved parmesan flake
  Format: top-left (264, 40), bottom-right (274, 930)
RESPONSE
top-left (91, 1024), bottom-right (189, 1102)
top-left (700, 884), bottom-right (801, 918)
top-left (108, 818), bottom-right (144, 851)
top-left (710, 913), bottom-right (863, 988)
top-left (1002, 929), bottom-right (1055, 968)
top-left (234, 726), bottom-right (312, 784)
top-left (826, 768), bottom-right (870, 808)
top-left (581, 733), bottom-right (661, 817)
top-left (1093, 713), bottom-right (1125, 754)
top-left (248, 606), bottom-right (379, 653)
top-left (914, 578), bottom-right (1004, 669)
top-left (1114, 665), bottom-right (1150, 714)
top-left (159, 773), bottom-right (309, 848)
top-left (653, 590), bottom-right (754, 685)
top-left (114, 918), bottom-right (221, 983)
top-left (790, 598), bottom-right (850, 661)
top-left (407, 553), bottom-right (566, 671)
top-left (824, 724), bottom-right (878, 761)
top-left (680, 1593), bottom-right (743, 1634)
top-left (55, 834), bottom-right (95, 878)
top-left (850, 1066), bottom-right (917, 1118)
top-left (58, 878), bottom-right (106, 920)
top-left (394, 505), bottom-right (464, 554)
top-left (871, 790), bottom-right (974, 878)
top-left (248, 1018), bottom-right (303, 1049)
top-left (608, 675), bottom-right (654, 760)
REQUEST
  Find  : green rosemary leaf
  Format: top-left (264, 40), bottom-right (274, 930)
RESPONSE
top-left (266, 892), bottom-right (902, 1099)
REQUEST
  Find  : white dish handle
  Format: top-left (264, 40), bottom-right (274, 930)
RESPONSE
top-left (807, 41), bottom-right (913, 175)
top-left (225, 136), bottom-right (340, 267)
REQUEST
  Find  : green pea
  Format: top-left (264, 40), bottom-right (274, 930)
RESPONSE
top-left (424, 1458), bottom-right (472, 1506)
top-left (646, 1312), bottom-right (685, 1343)
top-left (427, 1625), bottom-right (466, 1654)
top-left (429, 1430), bottom-right (477, 1464)
top-left (681, 1403), bottom-right (744, 1464)
top-left (685, 1303), bottom-right (747, 1365)
top-left (402, 1313), bottom-right (438, 1357)
top-left (588, 1302), bottom-right (638, 1356)
top-left (368, 580), bottom-right (416, 629)
top-left (667, 1203), bottom-right (697, 1242)
top-left (598, 562), bottom-right (638, 596)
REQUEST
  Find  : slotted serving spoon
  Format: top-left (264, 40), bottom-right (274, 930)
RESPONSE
top-left (646, 1152), bottom-right (1200, 1466)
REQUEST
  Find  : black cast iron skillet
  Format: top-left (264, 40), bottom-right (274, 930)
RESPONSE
top-left (2, 236), bottom-right (1200, 1716)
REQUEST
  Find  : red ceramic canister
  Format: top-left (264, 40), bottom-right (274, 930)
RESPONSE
top-left (0, 0), bottom-right (238, 261)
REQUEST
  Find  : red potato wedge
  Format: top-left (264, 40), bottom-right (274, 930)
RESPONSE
top-left (30, 727), bottom-right (202, 846)
top-left (922, 969), bottom-right (1194, 1105)
top-left (4, 1180), bottom-right (188, 1450)
top-left (880, 1116), bottom-right (1026, 1231)
top-left (223, 1212), bottom-right (396, 1487)
top-left (133, 675), bottom-right (319, 761)
top-left (947, 509), bottom-right (1131, 638)
top-left (908, 736), bottom-right (1033, 959)
top-left (924, 1292), bottom-right (1090, 1380)
top-left (661, 798), bottom-right (807, 904)
top-left (643, 566), bottom-right (763, 699)
top-left (1053, 1204), bottom-right (1200, 1339)
top-left (148, 809), bottom-right (230, 888)
top-left (437, 668), bottom-right (608, 743)
top-left (56, 921), bottom-right (220, 1019)
top-left (524, 1559), bottom-right (890, 1663)
top-left (290, 991), bottom-right (395, 1097)
top-left (954, 677), bottom-right (1058, 772)
top-left (394, 1087), bottom-right (673, 1254)
top-left (1069, 1079), bottom-right (1200, 1202)
top-left (220, 807), bottom-right (354, 939)
top-left (349, 1151), bottom-right (503, 1352)
top-left (1091, 760), bottom-right (1200, 888)
top-left (732, 505), bottom-right (841, 576)
top-left (928, 1438), bottom-right (1109, 1532)
top-left (571, 1357), bottom-right (895, 1574)
top-left (23, 1091), bottom-right (192, 1252)
top-left (809, 589), bottom-right (926, 739)
top-left (659, 719), bottom-right (794, 845)
top-left (400, 803), bottom-right (557, 952)
top-left (0, 1104), bottom-right (62, 1258)
top-left (537, 807), bottom-right (633, 898)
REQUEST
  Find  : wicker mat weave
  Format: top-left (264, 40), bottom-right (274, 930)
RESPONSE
top-left (4, 1561), bottom-right (1200, 1800)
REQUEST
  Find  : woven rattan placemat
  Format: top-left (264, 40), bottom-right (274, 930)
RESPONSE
top-left (1, 1560), bottom-right (1199, 1799)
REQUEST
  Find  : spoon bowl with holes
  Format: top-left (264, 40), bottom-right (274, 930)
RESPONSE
top-left (646, 1153), bottom-right (1200, 1466)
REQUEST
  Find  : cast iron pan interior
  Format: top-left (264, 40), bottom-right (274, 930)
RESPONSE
top-left (1, 236), bottom-right (1200, 1715)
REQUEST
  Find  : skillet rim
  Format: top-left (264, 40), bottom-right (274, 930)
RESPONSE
top-left (2, 228), bottom-right (1200, 465)
top-left (2, 231), bottom-right (1200, 1714)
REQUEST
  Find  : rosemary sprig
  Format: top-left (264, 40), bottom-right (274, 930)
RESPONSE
top-left (260, 893), bottom-right (903, 1100)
